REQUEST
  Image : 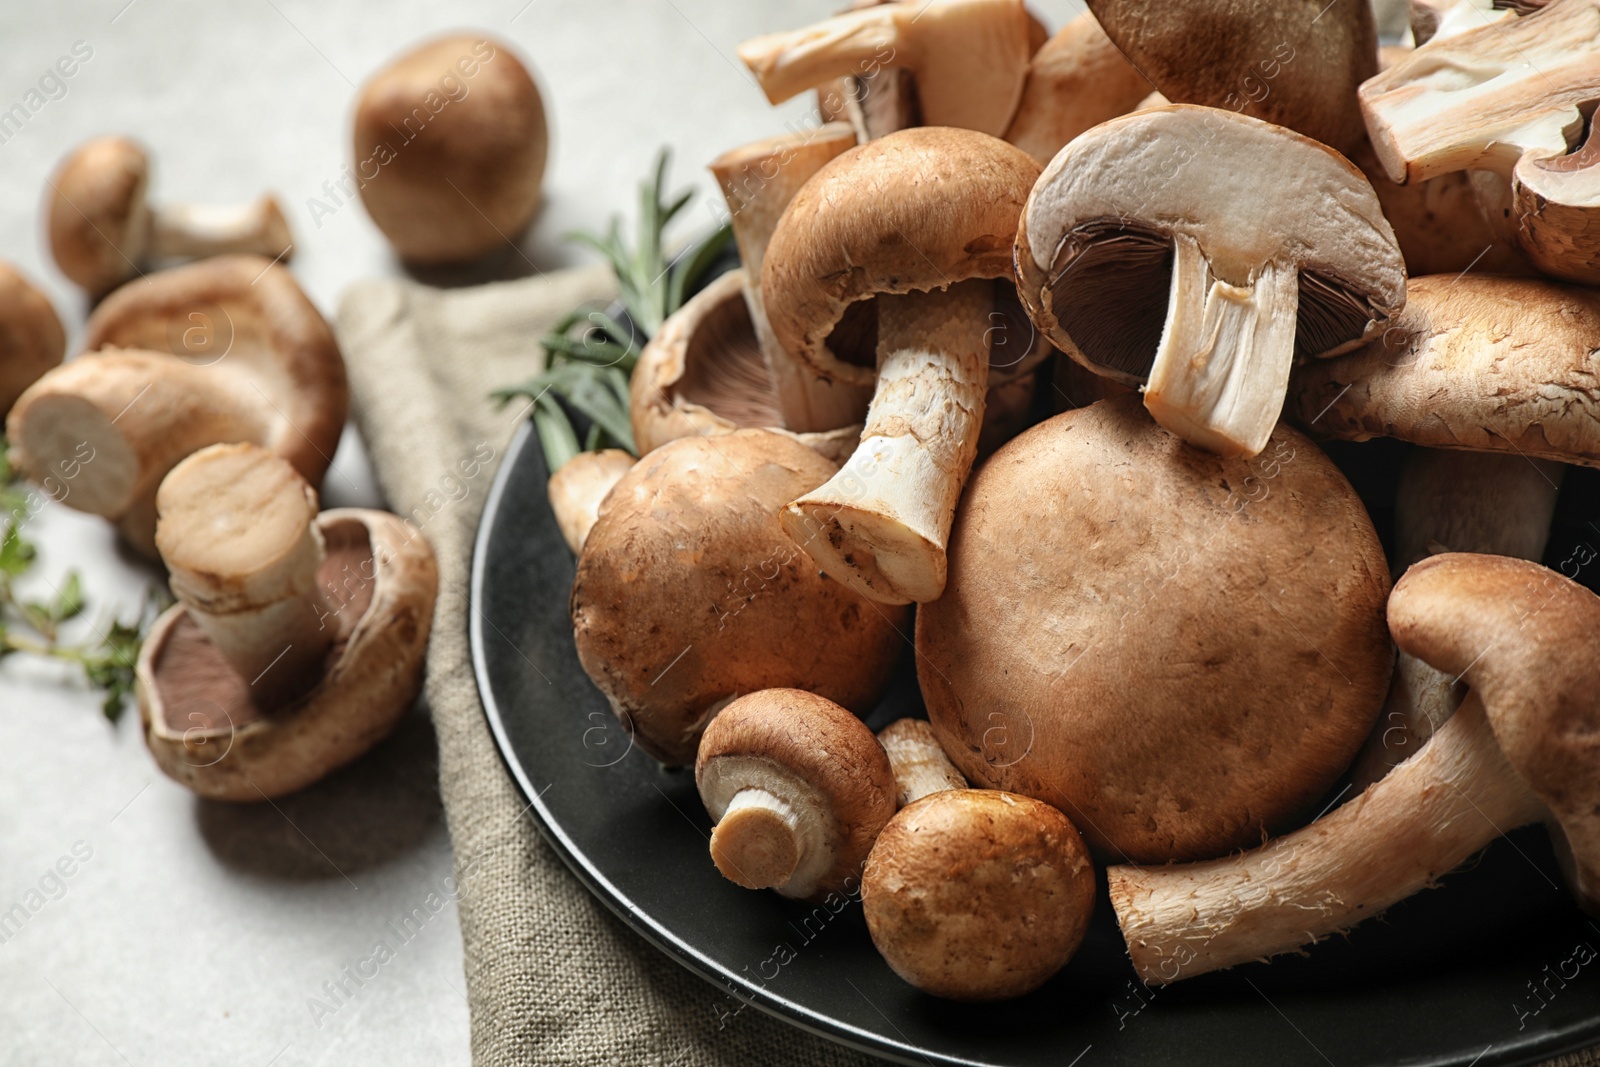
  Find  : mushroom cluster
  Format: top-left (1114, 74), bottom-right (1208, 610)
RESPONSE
top-left (548, 0), bottom-right (1600, 1004)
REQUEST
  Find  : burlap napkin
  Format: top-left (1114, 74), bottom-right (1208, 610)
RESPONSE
top-left (334, 266), bottom-right (1598, 1067)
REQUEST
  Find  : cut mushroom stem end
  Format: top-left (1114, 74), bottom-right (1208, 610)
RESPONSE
top-left (709, 786), bottom-right (811, 890)
top-left (148, 195), bottom-right (294, 263)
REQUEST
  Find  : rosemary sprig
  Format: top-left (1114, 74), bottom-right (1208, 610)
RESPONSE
top-left (494, 147), bottom-right (734, 472)
top-left (0, 438), bottom-right (164, 721)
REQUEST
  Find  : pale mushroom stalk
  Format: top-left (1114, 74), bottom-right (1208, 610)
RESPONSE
top-left (709, 126), bottom-right (867, 434)
top-left (784, 281), bottom-right (991, 605)
top-left (146, 196), bottom-right (292, 263)
top-left (878, 718), bottom-right (966, 808)
top-left (815, 0), bottom-right (918, 142)
top-left (546, 448), bottom-right (633, 555)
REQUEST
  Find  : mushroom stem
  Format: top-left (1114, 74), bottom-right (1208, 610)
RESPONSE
top-left (546, 448), bottom-right (633, 555)
top-left (155, 444), bottom-right (336, 709)
top-left (782, 281), bottom-right (992, 604)
top-left (739, 8), bottom-right (904, 109)
top-left (147, 195), bottom-right (293, 263)
top-left (878, 718), bottom-right (966, 808)
top-left (710, 127), bottom-right (868, 435)
top-left (709, 787), bottom-right (806, 890)
top-left (1110, 692), bottom-right (1546, 985)
top-left (1142, 239), bottom-right (1299, 458)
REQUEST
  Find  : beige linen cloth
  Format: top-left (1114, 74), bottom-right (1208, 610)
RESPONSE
top-left (335, 266), bottom-right (1598, 1067)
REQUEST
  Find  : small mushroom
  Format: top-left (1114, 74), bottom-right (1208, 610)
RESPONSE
top-left (1108, 553), bottom-right (1600, 984)
top-left (46, 136), bottom-right (293, 296)
top-left (0, 262), bottom-right (65, 415)
top-left (695, 688), bottom-right (895, 899)
top-left (1015, 105), bottom-right (1405, 457)
top-left (571, 429), bottom-right (907, 766)
top-left (738, 0), bottom-right (1033, 138)
top-left (878, 718), bottom-right (965, 809)
top-left (353, 35), bottom-right (546, 265)
top-left (138, 443), bottom-right (437, 800)
top-left (762, 127), bottom-right (1042, 604)
top-left (918, 395), bottom-right (1394, 863)
top-left (862, 789), bottom-right (1096, 1000)
top-left (546, 448), bottom-right (633, 554)
top-left (6, 255), bottom-right (348, 557)
top-left (1003, 11), bottom-right (1153, 165)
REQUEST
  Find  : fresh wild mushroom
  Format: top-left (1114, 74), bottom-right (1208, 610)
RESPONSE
top-left (46, 136), bottom-right (293, 296)
top-left (813, 0), bottom-right (920, 141)
top-left (6, 255), bottom-right (348, 557)
top-left (1109, 553), bottom-right (1600, 984)
top-left (571, 429), bottom-right (907, 766)
top-left (138, 443), bottom-right (437, 800)
top-left (878, 718), bottom-right (965, 809)
top-left (1015, 105), bottom-right (1405, 457)
top-left (918, 395), bottom-right (1393, 863)
top-left (862, 789), bottom-right (1096, 1000)
top-left (546, 448), bottom-right (633, 555)
top-left (0, 262), bottom-right (65, 415)
top-left (1002, 11), bottom-right (1153, 165)
top-left (738, 0), bottom-right (1033, 138)
top-left (762, 127), bottom-right (1042, 604)
top-left (695, 688), bottom-right (895, 899)
top-left (353, 35), bottom-right (546, 265)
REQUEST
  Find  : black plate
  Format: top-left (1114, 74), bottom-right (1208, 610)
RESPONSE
top-left (472, 411), bottom-right (1600, 1067)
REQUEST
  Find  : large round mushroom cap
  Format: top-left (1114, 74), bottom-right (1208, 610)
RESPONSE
top-left (47, 136), bottom-right (151, 294)
top-left (0, 262), bottom-right (65, 415)
top-left (571, 429), bottom-right (907, 766)
top-left (353, 34), bottom-right (547, 264)
top-left (918, 396), bottom-right (1393, 863)
top-left (863, 789), bottom-right (1095, 1000)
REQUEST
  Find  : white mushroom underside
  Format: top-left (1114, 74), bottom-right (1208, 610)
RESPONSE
top-left (700, 754), bottom-right (836, 899)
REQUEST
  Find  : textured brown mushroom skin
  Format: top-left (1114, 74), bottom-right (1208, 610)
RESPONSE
top-left (46, 136), bottom-right (150, 294)
top-left (1289, 275), bottom-right (1600, 465)
top-left (918, 396), bottom-right (1393, 863)
top-left (137, 510), bottom-right (438, 801)
top-left (353, 35), bottom-right (546, 264)
top-left (863, 789), bottom-right (1095, 1000)
top-left (571, 430), bottom-right (907, 766)
top-left (0, 262), bottom-right (65, 415)
top-left (696, 688), bottom-right (896, 900)
top-left (1003, 12), bottom-right (1153, 165)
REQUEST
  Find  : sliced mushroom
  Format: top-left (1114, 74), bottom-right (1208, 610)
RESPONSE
top-left (139, 443), bottom-right (437, 800)
top-left (1002, 11), bottom-right (1153, 165)
top-left (1015, 105), bottom-right (1405, 457)
top-left (571, 429), bottom-right (907, 766)
top-left (46, 136), bottom-right (292, 295)
top-left (695, 688), bottom-right (895, 900)
top-left (353, 35), bottom-right (546, 265)
top-left (6, 255), bottom-right (348, 557)
top-left (546, 448), bottom-right (633, 554)
top-left (0, 262), bottom-right (65, 415)
top-left (738, 0), bottom-right (1033, 138)
top-left (763, 127), bottom-right (1041, 604)
top-left (862, 789), bottom-right (1096, 1000)
top-left (1410, 0), bottom-right (1514, 44)
top-left (918, 395), bottom-right (1393, 863)
top-left (878, 718), bottom-right (965, 809)
top-left (1109, 553), bottom-right (1600, 984)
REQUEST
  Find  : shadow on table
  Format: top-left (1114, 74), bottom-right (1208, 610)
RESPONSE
top-left (193, 703), bottom-right (443, 880)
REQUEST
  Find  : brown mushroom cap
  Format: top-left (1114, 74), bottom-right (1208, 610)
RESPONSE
top-left (0, 261), bottom-right (65, 415)
top-left (1002, 11), bottom-right (1153, 165)
top-left (47, 136), bottom-right (151, 294)
top-left (1513, 127), bottom-right (1600, 283)
top-left (6, 255), bottom-right (348, 556)
top-left (571, 429), bottom-right (907, 766)
top-left (138, 504), bottom-right (438, 801)
top-left (862, 789), bottom-right (1095, 1000)
top-left (353, 35), bottom-right (547, 264)
top-left (1290, 274), bottom-right (1600, 465)
top-left (1085, 0), bottom-right (1377, 155)
top-left (918, 395), bottom-right (1393, 863)
top-left (695, 688), bottom-right (895, 900)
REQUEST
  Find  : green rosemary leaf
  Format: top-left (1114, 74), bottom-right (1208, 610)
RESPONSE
top-left (532, 397), bottom-right (581, 474)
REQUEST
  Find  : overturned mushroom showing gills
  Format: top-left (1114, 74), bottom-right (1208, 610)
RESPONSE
top-left (696, 688), bottom-right (895, 900)
top-left (353, 35), bottom-right (546, 265)
top-left (1016, 106), bottom-right (1405, 458)
top-left (878, 718), bottom-right (966, 808)
top-left (763, 127), bottom-right (1041, 604)
top-left (6, 256), bottom-right (348, 557)
top-left (571, 430), bottom-right (907, 766)
top-left (139, 443), bottom-right (438, 800)
top-left (1109, 553), bottom-right (1600, 984)
top-left (0, 262), bottom-right (65, 415)
top-left (47, 136), bottom-right (293, 295)
top-left (1002, 11), bottom-right (1152, 165)
top-left (547, 448), bottom-right (633, 555)
top-left (737, 0), bottom-right (1032, 137)
top-left (863, 789), bottom-right (1096, 1000)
